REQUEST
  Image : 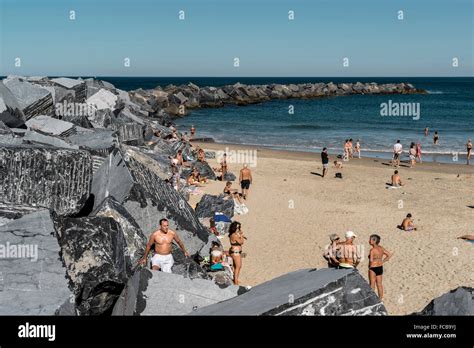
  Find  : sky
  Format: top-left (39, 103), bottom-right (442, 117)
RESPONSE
top-left (0, 0), bottom-right (472, 77)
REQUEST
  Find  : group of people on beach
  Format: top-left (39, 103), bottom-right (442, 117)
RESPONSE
top-left (392, 140), bottom-right (422, 168)
top-left (323, 231), bottom-right (393, 299)
top-left (138, 123), bottom-right (254, 285)
top-left (343, 139), bottom-right (361, 160)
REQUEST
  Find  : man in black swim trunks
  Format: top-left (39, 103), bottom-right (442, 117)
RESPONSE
top-left (239, 164), bottom-right (252, 199)
top-left (368, 234), bottom-right (393, 300)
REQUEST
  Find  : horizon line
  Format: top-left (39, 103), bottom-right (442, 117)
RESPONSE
top-left (1, 75), bottom-right (473, 79)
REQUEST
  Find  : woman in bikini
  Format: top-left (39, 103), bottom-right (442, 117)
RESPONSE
top-left (368, 234), bottom-right (393, 300)
top-left (229, 221), bottom-right (245, 285)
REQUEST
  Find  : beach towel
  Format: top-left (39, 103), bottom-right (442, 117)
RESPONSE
top-left (214, 212), bottom-right (232, 223)
top-left (234, 201), bottom-right (249, 215)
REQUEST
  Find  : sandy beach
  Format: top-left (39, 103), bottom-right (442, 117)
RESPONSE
top-left (189, 141), bottom-right (474, 315)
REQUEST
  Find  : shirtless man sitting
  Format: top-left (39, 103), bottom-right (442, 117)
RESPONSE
top-left (138, 218), bottom-right (189, 272)
top-left (399, 213), bottom-right (417, 231)
top-left (337, 231), bottom-right (361, 269)
top-left (239, 164), bottom-right (253, 199)
top-left (391, 170), bottom-right (404, 187)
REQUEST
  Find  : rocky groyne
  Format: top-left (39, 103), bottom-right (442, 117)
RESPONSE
top-left (129, 80), bottom-right (425, 116)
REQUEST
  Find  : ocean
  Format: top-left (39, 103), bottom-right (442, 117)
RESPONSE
top-left (43, 77), bottom-right (474, 164)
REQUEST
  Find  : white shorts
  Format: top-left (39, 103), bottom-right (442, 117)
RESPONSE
top-left (151, 253), bottom-right (174, 273)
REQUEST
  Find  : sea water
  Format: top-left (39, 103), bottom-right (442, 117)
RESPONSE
top-left (104, 77), bottom-right (474, 164)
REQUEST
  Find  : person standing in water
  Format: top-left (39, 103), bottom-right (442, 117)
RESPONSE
top-left (409, 143), bottom-right (417, 168)
top-left (433, 131), bottom-right (439, 144)
top-left (416, 142), bottom-right (422, 163)
top-left (355, 139), bottom-right (361, 159)
top-left (368, 234), bottom-right (393, 300)
top-left (424, 127), bottom-right (429, 136)
top-left (190, 125), bottom-right (196, 139)
top-left (466, 139), bottom-right (472, 165)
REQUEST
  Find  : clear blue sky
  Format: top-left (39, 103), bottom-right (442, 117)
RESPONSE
top-left (0, 0), bottom-right (472, 77)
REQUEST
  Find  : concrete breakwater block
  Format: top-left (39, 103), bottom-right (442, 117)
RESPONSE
top-left (0, 146), bottom-right (93, 216)
top-left (112, 269), bottom-right (241, 315)
top-left (195, 194), bottom-right (234, 219)
top-left (413, 287), bottom-right (474, 315)
top-left (0, 210), bottom-right (74, 315)
top-left (26, 115), bottom-right (76, 137)
top-left (3, 77), bottom-right (54, 119)
top-left (91, 148), bottom-right (214, 257)
top-left (54, 215), bottom-right (131, 315)
top-left (192, 268), bottom-right (387, 316)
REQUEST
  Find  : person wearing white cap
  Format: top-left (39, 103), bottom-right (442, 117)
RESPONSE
top-left (337, 231), bottom-right (361, 269)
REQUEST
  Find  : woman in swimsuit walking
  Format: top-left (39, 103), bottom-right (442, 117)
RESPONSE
top-left (229, 221), bottom-right (245, 285)
top-left (368, 234), bottom-right (393, 300)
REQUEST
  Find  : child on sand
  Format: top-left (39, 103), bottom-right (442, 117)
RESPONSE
top-left (355, 139), bottom-right (361, 159)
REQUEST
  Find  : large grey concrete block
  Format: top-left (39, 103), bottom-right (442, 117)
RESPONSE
top-left (3, 77), bottom-right (54, 119)
top-left (0, 146), bottom-right (93, 216)
top-left (192, 268), bottom-right (387, 316)
top-left (0, 210), bottom-right (74, 315)
top-left (112, 269), bottom-right (240, 315)
top-left (91, 148), bottom-right (211, 257)
top-left (413, 287), bottom-right (474, 315)
top-left (26, 115), bottom-right (76, 137)
top-left (92, 196), bottom-right (147, 267)
top-left (54, 215), bottom-right (131, 315)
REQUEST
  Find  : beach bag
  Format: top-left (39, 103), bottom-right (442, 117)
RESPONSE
top-left (210, 263), bottom-right (224, 271)
top-left (215, 221), bottom-right (230, 236)
top-left (335, 172), bottom-right (343, 179)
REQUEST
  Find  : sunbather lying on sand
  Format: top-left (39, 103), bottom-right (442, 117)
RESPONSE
top-left (224, 181), bottom-right (243, 204)
top-left (187, 168), bottom-right (204, 186)
top-left (457, 235), bottom-right (474, 242)
top-left (398, 213), bottom-right (417, 231)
